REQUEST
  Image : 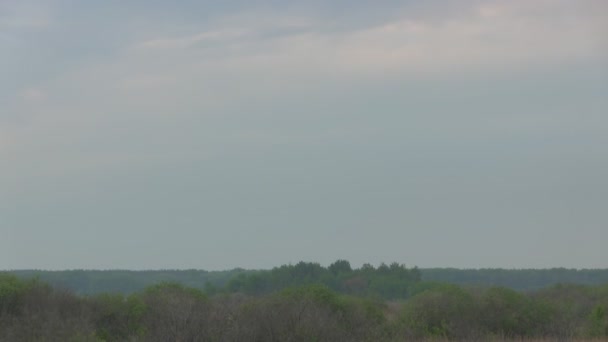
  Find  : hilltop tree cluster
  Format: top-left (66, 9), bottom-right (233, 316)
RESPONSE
top-left (223, 260), bottom-right (421, 298)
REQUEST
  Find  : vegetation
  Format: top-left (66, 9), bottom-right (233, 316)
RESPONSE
top-left (421, 268), bottom-right (608, 291)
top-left (2, 262), bottom-right (608, 341)
top-left (224, 260), bottom-right (420, 298)
top-left (9, 269), bottom-right (251, 295)
top-left (10, 263), bottom-right (608, 296)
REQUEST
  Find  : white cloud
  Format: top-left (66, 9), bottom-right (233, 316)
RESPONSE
top-left (275, 0), bottom-right (604, 73)
top-left (125, 0), bottom-right (605, 79)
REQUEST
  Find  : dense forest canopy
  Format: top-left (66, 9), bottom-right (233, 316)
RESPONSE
top-left (1, 269), bottom-right (607, 341)
top-left (9, 261), bottom-right (608, 296)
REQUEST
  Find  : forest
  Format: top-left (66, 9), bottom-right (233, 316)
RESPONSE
top-left (2, 261), bottom-right (608, 341)
top-left (10, 262), bottom-right (608, 295)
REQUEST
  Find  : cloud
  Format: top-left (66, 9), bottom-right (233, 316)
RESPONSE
top-left (137, 28), bottom-right (252, 50)
top-left (125, 0), bottom-right (605, 79)
top-left (1, 0), bottom-right (607, 269)
top-left (280, 0), bottom-right (604, 73)
top-left (3, 0), bottom-right (598, 148)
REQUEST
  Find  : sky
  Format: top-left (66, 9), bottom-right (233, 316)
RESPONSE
top-left (1, 0), bottom-right (607, 270)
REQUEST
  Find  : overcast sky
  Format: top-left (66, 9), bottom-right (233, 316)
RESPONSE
top-left (2, 0), bottom-right (607, 270)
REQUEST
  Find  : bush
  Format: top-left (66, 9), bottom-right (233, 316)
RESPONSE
top-left (399, 284), bottom-right (479, 339)
top-left (479, 287), bottom-right (552, 338)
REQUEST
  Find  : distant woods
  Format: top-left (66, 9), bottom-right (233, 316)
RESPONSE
top-left (12, 260), bottom-right (422, 299)
top-left (10, 261), bottom-right (608, 296)
top-left (223, 260), bottom-right (421, 298)
top-left (2, 269), bottom-right (608, 341)
top-left (4, 261), bottom-right (608, 340)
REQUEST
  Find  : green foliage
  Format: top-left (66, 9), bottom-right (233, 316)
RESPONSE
top-left (138, 282), bottom-right (211, 341)
top-left (400, 284), bottom-right (477, 339)
top-left (0, 273), bottom-right (27, 314)
top-left (422, 268), bottom-right (608, 291)
top-left (280, 284), bottom-right (344, 311)
top-left (479, 287), bottom-right (552, 337)
top-left (142, 281), bottom-right (207, 301)
top-left (531, 283), bottom-right (607, 337)
top-left (8, 268), bottom-right (249, 295)
top-left (328, 259), bottom-right (352, 275)
top-left (408, 281), bottom-right (448, 296)
top-left (90, 293), bottom-right (146, 341)
top-left (0, 273), bottom-right (52, 316)
top-left (226, 260), bottom-right (421, 299)
top-left (4, 264), bottom-right (608, 341)
top-left (10, 266), bottom-right (608, 296)
top-left (587, 305), bottom-right (608, 337)
top-left (235, 285), bottom-right (389, 341)
top-left (0, 278), bottom-right (95, 341)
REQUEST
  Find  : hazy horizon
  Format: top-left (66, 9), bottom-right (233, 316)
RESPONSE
top-left (2, 0), bottom-right (607, 271)
top-left (4, 263), bottom-right (608, 272)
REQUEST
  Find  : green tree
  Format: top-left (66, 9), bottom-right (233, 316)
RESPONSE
top-left (328, 259), bottom-right (352, 275)
top-left (480, 287), bottom-right (552, 338)
top-left (400, 284), bottom-right (478, 339)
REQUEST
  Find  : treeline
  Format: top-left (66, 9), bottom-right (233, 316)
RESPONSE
top-left (10, 261), bottom-right (421, 299)
top-left (1, 273), bottom-right (607, 341)
top-left (10, 263), bottom-right (608, 296)
top-left (9, 269), bottom-right (250, 295)
top-left (422, 268), bottom-right (608, 291)
top-left (223, 260), bottom-right (421, 298)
